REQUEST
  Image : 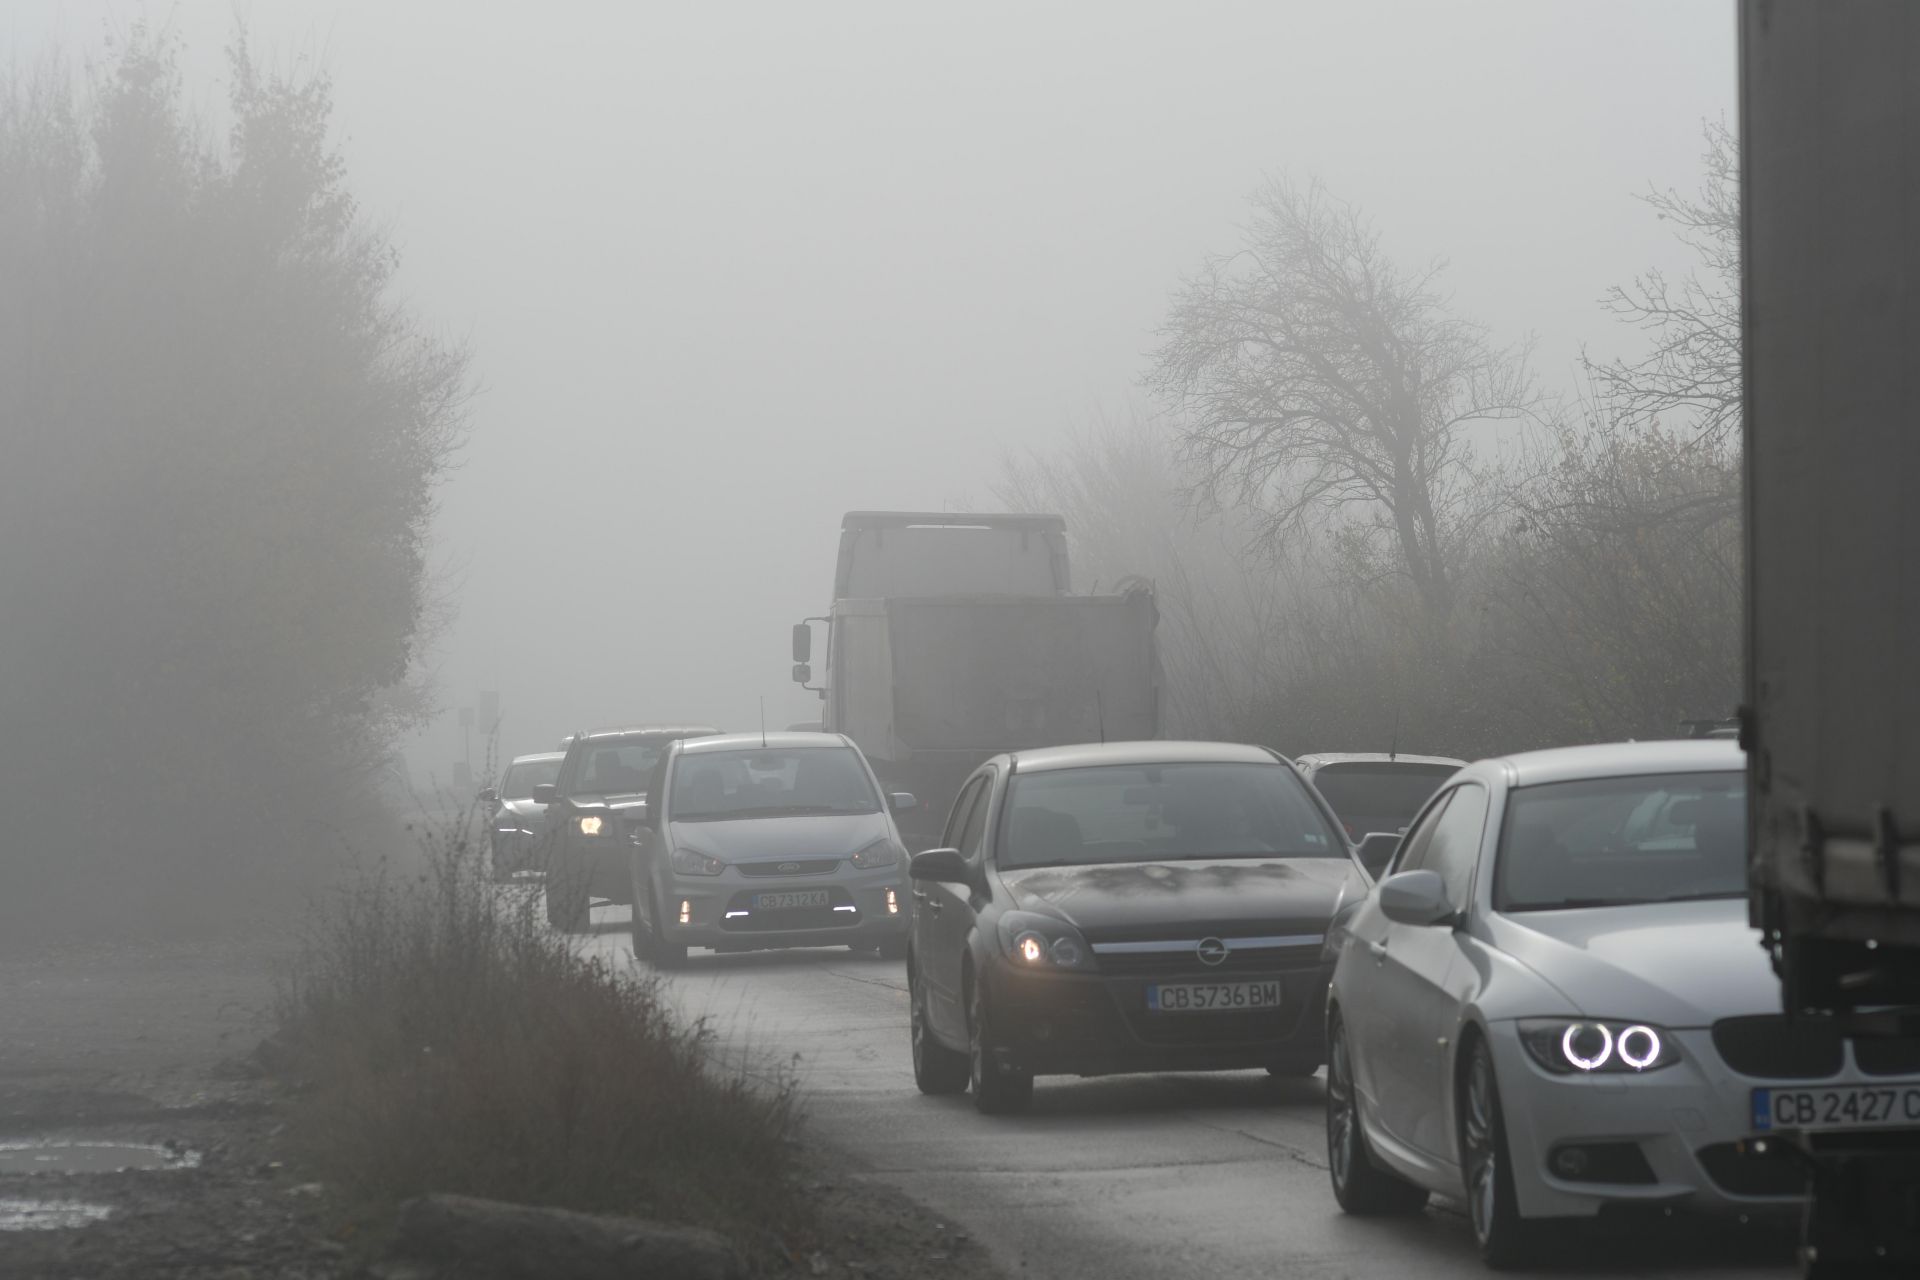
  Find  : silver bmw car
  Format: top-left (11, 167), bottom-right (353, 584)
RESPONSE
top-left (1325, 740), bottom-right (1920, 1267)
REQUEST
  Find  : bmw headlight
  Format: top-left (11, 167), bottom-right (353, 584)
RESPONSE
top-left (848, 839), bottom-right (901, 870)
top-left (996, 910), bottom-right (1094, 971)
top-left (577, 814), bottom-right (604, 837)
top-left (670, 847), bottom-right (724, 877)
top-left (1519, 1019), bottom-right (1681, 1074)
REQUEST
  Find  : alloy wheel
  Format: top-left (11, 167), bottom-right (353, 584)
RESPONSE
top-left (1327, 1032), bottom-right (1357, 1192)
top-left (1464, 1047), bottom-right (1500, 1245)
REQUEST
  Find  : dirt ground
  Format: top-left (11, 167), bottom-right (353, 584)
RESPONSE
top-left (0, 930), bottom-right (1002, 1279)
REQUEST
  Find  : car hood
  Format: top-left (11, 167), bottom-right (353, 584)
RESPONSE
top-left (569, 791), bottom-right (647, 810)
top-left (669, 812), bottom-right (891, 862)
top-left (998, 858), bottom-right (1359, 936)
top-left (1487, 898), bottom-right (1778, 1027)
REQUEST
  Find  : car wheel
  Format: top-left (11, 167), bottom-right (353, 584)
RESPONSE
top-left (967, 972), bottom-right (1033, 1115)
top-left (1326, 1013), bottom-right (1429, 1215)
top-left (1462, 1036), bottom-right (1535, 1269)
top-left (910, 958), bottom-right (969, 1095)
top-left (544, 875), bottom-right (588, 932)
top-left (645, 891), bottom-right (687, 969)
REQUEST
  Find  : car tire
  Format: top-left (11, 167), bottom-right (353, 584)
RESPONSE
top-left (644, 891), bottom-right (687, 970)
top-left (910, 958), bottom-right (969, 1096)
top-left (967, 972), bottom-right (1033, 1115)
top-left (877, 935), bottom-right (909, 962)
top-left (1326, 1013), bottom-right (1429, 1215)
top-left (544, 875), bottom-right (589, 932)
top-left (1462, 1036), bottom-right (1536, 1269)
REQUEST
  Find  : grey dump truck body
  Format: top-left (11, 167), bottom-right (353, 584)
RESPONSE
top-left (1742, 3), bottom-right (1920, 1267)
top-left (796, 512), bottom-right (1159, 845)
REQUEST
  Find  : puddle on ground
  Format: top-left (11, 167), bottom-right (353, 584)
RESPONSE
top-left (0, 1199), bottom-right (113, 1231)
top-left (0, 1140), bottom-right (199, 1175)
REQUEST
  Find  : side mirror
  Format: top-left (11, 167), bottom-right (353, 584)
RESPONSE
top-left (791, 622), bottom-right (812, 662)
top-left (1355, 832), bottom-right (1401, 880)
top-left (1378, 870), bottom-right (1456, 928)
top-left (889, 792), bottom-right (918, 813)
top-left (531, 783), bottom-right (557, 805)
top-left (792, 662), bottom-right (812, 685)
top-left (909, 847), bottom-right (969, 883)
top-left (478, 787), bottom-right (498, 805)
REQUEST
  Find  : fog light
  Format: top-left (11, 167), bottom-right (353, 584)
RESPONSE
top-left (886, 887), bottom-right (899, 915)
top-left (1551, 1146), bottom-right (1590, 1179)
top-left (678, 900), bottom-right (691, 926)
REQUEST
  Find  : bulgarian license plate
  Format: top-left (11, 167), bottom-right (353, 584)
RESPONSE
top-left (751, 890), bottom-right (831, 910)
top-left (1147, 980), bottom-right (1282, 1013)
top-left (1752, 1084), bottom-right (1920, 1132)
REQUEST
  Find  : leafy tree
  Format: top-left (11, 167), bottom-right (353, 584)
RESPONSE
top-left (0, 30), bottom-right (468, 927)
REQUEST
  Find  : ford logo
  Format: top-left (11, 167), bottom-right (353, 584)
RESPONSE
top-left (777, 861), bottom-right (802, 873)
top-left (1195, 937), bottom-right (1229, 967)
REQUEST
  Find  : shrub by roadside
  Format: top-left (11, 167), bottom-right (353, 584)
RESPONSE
top-left (268, 810), bottom-right (805, 1263)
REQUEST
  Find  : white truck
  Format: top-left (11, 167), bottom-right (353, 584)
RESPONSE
top-left (792, 512), bottom-right (1160, 847)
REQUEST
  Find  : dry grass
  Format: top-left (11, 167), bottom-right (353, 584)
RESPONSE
top-left (269, 804), bottom-right (804, 1255)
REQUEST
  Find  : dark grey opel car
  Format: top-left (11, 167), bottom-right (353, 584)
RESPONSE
top-left (906, 741), bottom-right (1367, 1114)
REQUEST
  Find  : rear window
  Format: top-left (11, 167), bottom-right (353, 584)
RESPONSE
top-left (1000, 761), bottom-right (1343, 869)
top-left (1311, 763), bottom-right (1458, 838)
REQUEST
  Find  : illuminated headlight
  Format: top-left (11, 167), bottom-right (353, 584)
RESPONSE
top-left (670, 847), bottom-right (724, 877)
top-left (1519, 1019), bottom-right (1680, 1074)
top-left (576, 815), bottom-right (604, 836)
top-left (848, 839), bottom-right (901, 870)
top-left (997, 911), bottom-right (1093, 971)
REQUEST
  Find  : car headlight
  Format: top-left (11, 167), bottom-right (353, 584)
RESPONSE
top-left (577, 815), bottom-right (604, 836)
top-left (848, 839), bottom-right (901, 870)
top-left (670, 847), bottom-right (724, 877)
top-left (1519, 1019), bottom-right (1681, 1074)
top-left (996, 910), bottom-right (1094, 971)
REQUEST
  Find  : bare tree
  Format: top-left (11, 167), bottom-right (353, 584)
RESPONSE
top-left (1149, 178), bottom-right (1537, 616)
top-left (1588, 119), bottom-right (1740, 446)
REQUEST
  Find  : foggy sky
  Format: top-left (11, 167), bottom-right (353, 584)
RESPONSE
top-left (9, 1), bottom-right (1735, 786)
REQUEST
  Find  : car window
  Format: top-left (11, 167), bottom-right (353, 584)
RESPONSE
top-left (997, 761), bottom-right (1343, 870)
top-left (943, 777), bottom-right (985, 850)
top-left (957, 777), bottom-right (993, 861)
top-left (566, 740), bottom-right (667, 795)
top-left (1310, 762), bottom-right (1459, 839)
top-left (669, 746), bottom-right (880, 821)
top-left (1404, 783), bottom-right (1487, 911)
top-left (500, 758), bottom-right (561, 801)
top-left (1496, 770), bottom-right (1747, 911)
top-left (1387, 791), bottom-right (1451, 878)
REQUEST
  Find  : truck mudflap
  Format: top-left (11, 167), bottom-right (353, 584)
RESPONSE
top-left (1796, 1134), bottom-right (1920, 1277)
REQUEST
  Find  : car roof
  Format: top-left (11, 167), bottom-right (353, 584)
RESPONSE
top-left (577, 724), bottom-right (724, 742)
top-left (1008, 740), bottom-right (1280, 774)
top-left (677, 731), bottom-right (853, 754)
top-left (1295, 752), bottom-right (1466, 770)
top-left (508, 751), bottom-right (565, 765)
top-left (1468, 740), bottom-right (1744, 789)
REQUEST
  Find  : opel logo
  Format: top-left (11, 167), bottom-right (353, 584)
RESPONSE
top-left (778, 861), bottom-right (802, 873)
top-left (1196, 937), bottom-right (1229, 967)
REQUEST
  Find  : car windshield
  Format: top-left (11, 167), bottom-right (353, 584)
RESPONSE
top-left (567, 740), bottom-right (668, 795)
top-left (999, 761), bottom-right (1344, 869)
top-left (670, 746), bottom-right (880, 821)
top-left (1496, 770), bottom-right (1747, 912)
top-left (1310, 762), bottom-right (1459, 838)
top-left (500, 758), bottom-right (561, 801)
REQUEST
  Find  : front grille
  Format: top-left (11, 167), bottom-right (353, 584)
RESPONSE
top-left (1695, 1142), bottom-right (1805, 1197)
top-left (1090, 932), bottom-right (1327, 978)
top-left (736, 858), bottom-right (842, 878)
top-left (1712, 1015), bottom-right (1844, 1080)
top-left (1852, 1035), bottom-right (1920, 1077)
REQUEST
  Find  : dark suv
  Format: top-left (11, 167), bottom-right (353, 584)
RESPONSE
top-left (535, 725), bottom-right (720, 929)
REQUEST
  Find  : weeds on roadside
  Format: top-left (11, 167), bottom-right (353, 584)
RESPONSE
top-left (269, 800), bottom-right (805, 1252)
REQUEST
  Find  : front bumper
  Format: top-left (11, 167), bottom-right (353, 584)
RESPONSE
top-left (657, 868), bottom-right (908, 952)
top-left (1488, 1023), bottom-right (1854, 1219)
top-left (979, 957), bottom-right (1329, 1078)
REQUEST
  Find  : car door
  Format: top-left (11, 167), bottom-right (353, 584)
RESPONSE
top-left (1342, 792), bottom-right (1448, 1132)
top-left (917, 775), bottom-right (986, 1039)
top-left (1369, 782), bottom-right (1490, 1159)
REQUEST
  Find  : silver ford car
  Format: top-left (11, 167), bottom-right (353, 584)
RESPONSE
top-left (1325, 740), bottom-right (1920, 1268)
top-left (627, 732), bottom-right (914, 967)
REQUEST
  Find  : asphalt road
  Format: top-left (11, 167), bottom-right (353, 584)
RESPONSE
top-left (577, 906), bottom-right (1796, 1280)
